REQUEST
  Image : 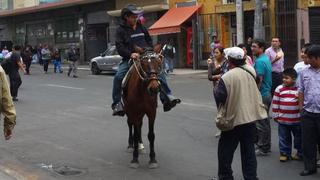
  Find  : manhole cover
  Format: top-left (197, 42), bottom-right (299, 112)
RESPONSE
top-left (53, 165), bottom-right (85, 176)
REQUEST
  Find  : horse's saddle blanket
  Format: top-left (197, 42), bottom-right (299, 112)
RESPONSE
top-left (121, 65), bottom-right (135, 88)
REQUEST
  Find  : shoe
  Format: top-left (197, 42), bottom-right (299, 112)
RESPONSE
top-left (60, 71), bottom-right (63, 73)
top-left (112, 102), bottom-right (125, 116)
top-left (73, 75), bottom-right (78, 78)
top-left (163, 95), bottom-right (181, 112)
top-left (255, 149), bottom-right (269, 156)
top-left (12, 97), bottom-right (18, 102)
top-left (317, 159), bottom-right (320, 168)
top-left (67, 72), bottom-right (70, 77)
top-left (291, 153), bottom-right (302, 161)
top-left (300, 169), bottom-right (317, 176)
top-left (279, 154), bottom-right (290, 162)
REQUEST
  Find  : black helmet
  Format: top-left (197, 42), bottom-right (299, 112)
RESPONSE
top-left (121, 4), bottom-right (143, 19)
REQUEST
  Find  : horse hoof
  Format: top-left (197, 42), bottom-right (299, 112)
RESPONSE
top-left (127, 147), bottom-right (134, 153)
top-left (129, 162), bottom-right (139, 169)
top-left (148, 162), bottom-right (158, 169)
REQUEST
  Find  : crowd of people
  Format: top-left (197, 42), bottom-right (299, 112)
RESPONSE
top-left (0, 44), bottom-right (80, 102)
top-left (208, 37), bottom-right (320, 179)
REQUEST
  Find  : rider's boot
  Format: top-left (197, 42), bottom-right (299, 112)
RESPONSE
top-left (112, 102), bottom-right (125, 116)
top-left (163, 94), bottom-right (181, 112)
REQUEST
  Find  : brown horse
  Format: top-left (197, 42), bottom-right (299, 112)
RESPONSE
top-left (122, 46), bottom-right (163, 169)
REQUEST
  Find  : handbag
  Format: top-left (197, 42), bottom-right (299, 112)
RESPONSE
top-left (215, 103), bottom-right (234, 131)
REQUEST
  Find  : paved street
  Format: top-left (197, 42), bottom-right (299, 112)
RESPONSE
top-left (0, 66), bottom-right (318, 180)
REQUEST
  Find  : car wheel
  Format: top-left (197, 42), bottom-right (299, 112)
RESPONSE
top-left (91, 63), bottom-right (101, 75)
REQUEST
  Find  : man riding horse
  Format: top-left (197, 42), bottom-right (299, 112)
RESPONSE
top-left (111, 4), bottom-right (181, 116)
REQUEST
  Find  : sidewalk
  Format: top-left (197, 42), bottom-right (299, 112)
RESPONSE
top-left (58, 65), bottom-right (207, 75)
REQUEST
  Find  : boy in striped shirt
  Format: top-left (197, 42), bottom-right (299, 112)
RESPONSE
top-left (272, 68), bottom-right (302, 162)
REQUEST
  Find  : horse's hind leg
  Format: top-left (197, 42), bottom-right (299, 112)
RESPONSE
top-left (127, 119), bottom-right (134, 153)
top-left (148, 115), bottom-right (158, 169)
top-left (130, 122), bottom-right (141, 168)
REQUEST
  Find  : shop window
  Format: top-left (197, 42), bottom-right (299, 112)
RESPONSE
top-left (55, 17), bottom-right (79, 43)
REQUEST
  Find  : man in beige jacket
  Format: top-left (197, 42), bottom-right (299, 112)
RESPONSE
top-left (0, 65), bottom-right (16, 140)
top-left (214, 47), bottom-right (267, 180)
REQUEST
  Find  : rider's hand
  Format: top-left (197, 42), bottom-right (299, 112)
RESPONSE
top-left (131, 53), bottom-right (140, 60)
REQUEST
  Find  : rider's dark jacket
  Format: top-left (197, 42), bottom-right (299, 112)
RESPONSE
top-left (115, 20), bottom-right (153, 61)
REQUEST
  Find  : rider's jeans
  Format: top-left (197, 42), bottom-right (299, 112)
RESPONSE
top-left (112, 60), bottom-right (172, 107)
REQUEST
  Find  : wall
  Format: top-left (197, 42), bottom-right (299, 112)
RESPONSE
top-left (13, 0), bottom-right (39, 9)
top-left (116, 0), bottom-right (166, 9)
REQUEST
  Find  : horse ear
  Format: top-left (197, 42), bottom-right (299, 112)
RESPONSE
top-left (134, 45), bottom-right (144, 54)
top-left (153, 44), bottom-right (162, 54)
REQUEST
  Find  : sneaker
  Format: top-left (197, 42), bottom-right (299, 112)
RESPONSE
top-left (255, 149), bottom-right (269, 156)
top-left (280, 154), bottom-right (290, 162)
top-left (73, 75), bottom-right (78, 78)
top-left (292, 154), bottom-right (302, 161)
top-left (12, 97), bottom-right (18, 102)
top-left (215, 130), bottom-right (221, 138)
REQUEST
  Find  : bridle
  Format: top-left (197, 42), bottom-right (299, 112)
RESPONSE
top-left (131, 51), bottom-right (163, 82)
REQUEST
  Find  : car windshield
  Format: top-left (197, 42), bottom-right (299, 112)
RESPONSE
top-left (104, 46), bottom-right (116, 56)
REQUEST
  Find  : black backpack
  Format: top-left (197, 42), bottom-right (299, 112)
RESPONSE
top-left (1, 56), bottom-right (13, 75)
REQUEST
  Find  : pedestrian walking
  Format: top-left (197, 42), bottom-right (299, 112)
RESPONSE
top-left (252, 39), bottom-right (273, 156)
top-left (265, 37), bottom-right (285, 95)
top-left (1, 46), bottom-right (9, 57)
top-left (162, 39), bottom-right (176, 73)
top-left (214, 47), bottom-right (267, 180)
top-left (8, 45), bottom-right (25, 101)
top-left (67, 45), bottom-right (78, 78)
top-left (37, 44), bottom-right (43, 65)
top-left (41, 44), bottom-right (51, 74)
top-left (21, 45), bottom-right (33, 75)
top-left (298, 44), bottom-right (320, 176)
top-left (207, 47), bottom-right (228, 137)
top-left (0, 65), bottom-right (16, 140)
top-left (245, 37), bottom-right (253, 58)
top-left (272, 68), bottom-right (302, 162)
top-left (52, 48), bottom-right (63, 73)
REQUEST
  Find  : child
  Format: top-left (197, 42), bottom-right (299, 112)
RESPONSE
top-left (52, 49), bottom-right (63, 73)
top-left (272, 68), bottom-right (301, 162)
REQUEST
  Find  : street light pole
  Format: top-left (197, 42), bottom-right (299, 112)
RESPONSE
top-left (236, 0), bottom-right (244, 44)
top-left (254, 0), bottom-right (263, 39)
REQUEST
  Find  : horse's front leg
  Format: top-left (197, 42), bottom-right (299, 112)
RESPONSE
top-left (138, 122), bottom-right (146, 154)
top-left (148, 114), bottom-right (158, 169)
top-left (130, 123), bottom-right (141, 168)
top-left (127, 119), bottom-right (134, 153)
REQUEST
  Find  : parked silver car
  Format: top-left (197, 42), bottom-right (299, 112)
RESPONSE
top-left (90, 45), bottom-right (122, 75)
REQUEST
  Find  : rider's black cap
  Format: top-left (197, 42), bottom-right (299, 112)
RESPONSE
top-left (121, 4), bottom-right (143, 19)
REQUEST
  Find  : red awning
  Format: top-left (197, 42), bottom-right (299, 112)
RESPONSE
top-left (149, 5), bottom-right (201, 36)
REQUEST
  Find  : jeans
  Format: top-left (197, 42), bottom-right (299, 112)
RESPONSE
top-left (256, 94), bottom-right (272, 152)
top-left (53, 60), bottom-right (62, 73)
top-left (278, 123), bottom-right (302, 156)
top-left (112, 60), bottom-right (172, 106)
top-left (301, 110), bottom-right (320, 171)
top-left (9, 71), bottom-right (22, 98)
top-left (164, 57), bottom-right (174, 72)
top-left (218, 123), bottom-right (258, 180)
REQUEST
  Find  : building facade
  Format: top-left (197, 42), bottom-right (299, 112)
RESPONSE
top-left (0, 0), bottom-right (115, 63)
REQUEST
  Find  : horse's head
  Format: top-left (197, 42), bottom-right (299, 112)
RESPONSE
top-left (138, 49), bottom-right (163, 95)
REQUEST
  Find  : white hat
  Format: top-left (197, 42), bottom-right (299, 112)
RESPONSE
top-left (224, 47), bottom-right (245, 60)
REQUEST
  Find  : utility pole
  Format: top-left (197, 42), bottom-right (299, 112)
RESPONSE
top-left (236, 0), bottom-right (244, 44)
top-left (254, 0), bottom-right (263, 39)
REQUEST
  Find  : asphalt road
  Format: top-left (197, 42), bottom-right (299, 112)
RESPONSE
top-left (0, 65), bottom-right (318, 180)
